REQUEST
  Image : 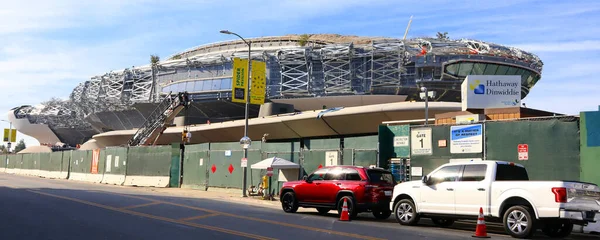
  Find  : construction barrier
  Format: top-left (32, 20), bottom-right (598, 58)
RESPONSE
top-left (68, 150), bottom-right (103, 183)
top-left (124, 146), bottom-right (171, 187)
top-left (206, 142), bottom-right (262, 189)
top-left (0, 115), bottom-right (594, 197)
top-left (0, 154), bottom-right (6, 172)
top-left (100, 147), bottom-right (128, 185)
top-left (181, 143), bottom-right (210, 190)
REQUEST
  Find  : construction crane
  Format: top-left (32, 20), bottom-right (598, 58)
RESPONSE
top-left (128, 92), bottom-right (190, 146)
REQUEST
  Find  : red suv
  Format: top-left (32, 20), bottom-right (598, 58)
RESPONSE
top-left (279, 166), bottom-right (395, 219)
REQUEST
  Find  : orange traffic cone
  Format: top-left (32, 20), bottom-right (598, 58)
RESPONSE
top-left (473, 207), bottom-right (490, 238)
top-left (339, 198), bottom-right (350, 221)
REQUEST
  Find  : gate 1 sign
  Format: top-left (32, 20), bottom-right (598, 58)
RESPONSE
top-left (410, 128), bottom-right (432, 155)
top-left (450, 124), bottom-right (483, 154)
top-left (518, 144), bottom-right (529, 161)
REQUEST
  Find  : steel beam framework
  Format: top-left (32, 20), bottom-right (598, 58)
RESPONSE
top-left (276, 48), bottom-right (311, 95)
top-left (321, 43), bottom-right (354, 94)
top-left (18, 36), bottom-right (544, 144)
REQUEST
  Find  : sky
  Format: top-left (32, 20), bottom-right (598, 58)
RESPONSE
top-left (1, 0), bottom-right (599, 147)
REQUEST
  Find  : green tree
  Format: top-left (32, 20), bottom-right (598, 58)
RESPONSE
top-left (14, 139), bottom-right (26, 153)
top-left (436, 32), bottom-right (449, 40)
top-left (298, 34), bottom-right (312, 47)
top-left (150, 55), bottom-right (160, 65)
top-left (0, 144), bottom-right (7, 154)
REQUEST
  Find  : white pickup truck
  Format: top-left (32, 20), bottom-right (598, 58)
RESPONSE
top-left (390, 160), bottom-right (600, 238)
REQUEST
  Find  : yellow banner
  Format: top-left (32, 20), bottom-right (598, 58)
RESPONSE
top-left (3, 129), bottom-right (16, 142)
top-left (231, 58), bottom-right (249, 104)
top-left (250, 60), bottom-right (267, 105)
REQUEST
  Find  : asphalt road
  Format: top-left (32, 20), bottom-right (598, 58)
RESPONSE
top-left (0, 173), bottom-right (596, 240)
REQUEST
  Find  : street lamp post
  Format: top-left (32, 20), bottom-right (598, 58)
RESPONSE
top-left (220, 30), bottom-right (251, 197)
top-left (420, 87), bottom-right (429, 126)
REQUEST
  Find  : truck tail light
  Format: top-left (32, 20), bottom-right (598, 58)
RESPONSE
top-left (552, 187), bottom-right (567, 203)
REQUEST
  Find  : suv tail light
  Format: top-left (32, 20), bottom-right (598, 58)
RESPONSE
top-left (364, 185), bottom-right (378, 195)
top-left (552, 187), bottom-right (567, 203)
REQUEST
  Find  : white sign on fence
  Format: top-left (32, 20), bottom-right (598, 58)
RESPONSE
top-left (106, 155), bottom-right (112, 172)
top-left (411, 128), bottom-right (432, 155)
top-left (393, 136), bottom-right (409, 147)
top-left (325, 151), bottom-right (339, 166)
top-left (450, 124), bottom-right (483, 154)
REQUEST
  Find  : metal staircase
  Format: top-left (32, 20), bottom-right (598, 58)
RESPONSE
top-left (128, 92), bottom-right (190, 146)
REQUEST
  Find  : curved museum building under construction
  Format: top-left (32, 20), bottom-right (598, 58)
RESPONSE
top-left (7, 34), bottom-right (543, 147)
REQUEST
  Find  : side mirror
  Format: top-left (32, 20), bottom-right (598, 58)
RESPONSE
top-left (302, 175), bottom-right (308, 181)
top-left (421, 176), bottom-right (429, 185)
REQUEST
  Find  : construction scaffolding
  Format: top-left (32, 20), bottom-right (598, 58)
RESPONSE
top-left (321, 43), bottom-right (354, 94)
top-left (16, 35), bottom-right (545, 146)
top-left (276, 48), bottom-right (312, 96)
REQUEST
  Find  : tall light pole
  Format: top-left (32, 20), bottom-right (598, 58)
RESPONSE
top-left (420, 87), bottom-right (429, 126)
top-left (220, 30), bottom-right (251, 197)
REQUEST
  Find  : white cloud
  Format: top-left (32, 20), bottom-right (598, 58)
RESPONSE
top-left (512, 40), bottom-right (600, 52)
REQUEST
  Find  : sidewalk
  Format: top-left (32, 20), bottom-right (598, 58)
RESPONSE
top-left (114, 185), bottom-right (282, 210)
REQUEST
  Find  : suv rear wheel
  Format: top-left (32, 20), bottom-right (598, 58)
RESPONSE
top-left (394, 199), bottom-right (420, 226)
top-left (281, 191), bottom-right (299, 213)
top-left (337, 196), bottom-right (358, 219)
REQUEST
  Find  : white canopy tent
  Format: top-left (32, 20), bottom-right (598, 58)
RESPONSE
top-left (251, 157), bottom-right (300, 182)
top-left (251, 157), bottom-right (300, 170)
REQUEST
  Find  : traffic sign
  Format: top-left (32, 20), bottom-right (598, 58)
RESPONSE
top-left (518, 144), bottom-right (528, 161)
top-left (266, 167), bottom-right (273, 177)
top-left (241, 157), bottom-right (247, 167)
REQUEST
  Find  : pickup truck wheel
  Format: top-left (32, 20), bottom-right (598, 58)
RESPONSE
top-left (316, 207), bottom-right (330, 215)
top-left (503, 206), bottom-right (536, 239)
top-left (337, 196), bottom-right (358, 219)
top-left (281, 192), bottom-right (299, 213)
top-left (432, 218), bottom-right (455, 227)
top-left (372, 209), bottom-right (392, 220)
top-left (394, 199), bottom-right (420, 226)
top-left (541, 221), bottom-right (573, 238)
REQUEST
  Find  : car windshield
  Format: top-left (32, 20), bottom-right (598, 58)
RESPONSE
top-left (367, 169), bottom-right (395, 185)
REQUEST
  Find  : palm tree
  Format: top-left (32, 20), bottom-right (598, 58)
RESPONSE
top-left (150, 55), bottom-right (160, 65)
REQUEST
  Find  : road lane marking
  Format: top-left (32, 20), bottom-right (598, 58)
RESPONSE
top-left (27, 190), bottom-right (276, 240)
top-left (179, 213), bottom-right (221, 221)
top-left (119, 202), bottom-right (162, 209)
top-left (103, 191), bottom-right (386, 240)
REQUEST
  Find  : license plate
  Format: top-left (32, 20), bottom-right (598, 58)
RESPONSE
top-left (384, 191), bottom-right (392, 196)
